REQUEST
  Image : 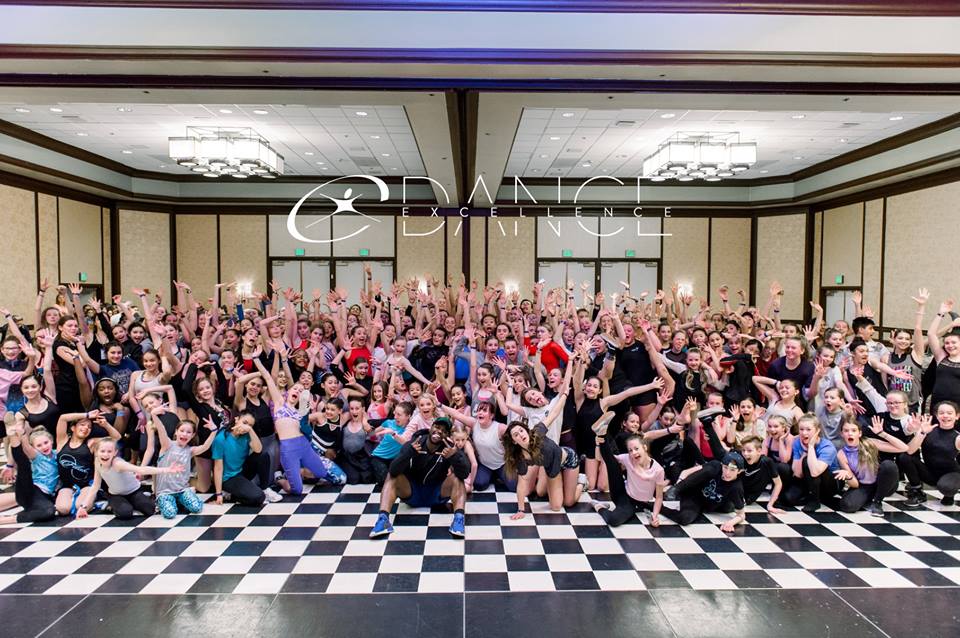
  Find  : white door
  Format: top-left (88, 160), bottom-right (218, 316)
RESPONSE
top-left (302, 260), bottom-right (332, 298)
top-left (334, 261), bottom-right (366, 307)
top-left (537, 261), bottom-right (596, 299)
top-left (271, 260), bottom-right (301, 296)
top-left (368, 261), bottom-right (394, 293)
top-left (627, 262), bottom-right (659, 297)
top-left (824, 289), bottom-right (857, 327)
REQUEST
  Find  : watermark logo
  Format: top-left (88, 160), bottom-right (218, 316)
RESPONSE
top-left (286, 174), bottom-right (389, 244)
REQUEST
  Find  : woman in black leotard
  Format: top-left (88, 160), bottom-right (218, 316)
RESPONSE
top-left (927, 302), bottom-right (960, 409)
top-left (52, 316), bottom-right (89, 413)
top-left (182, 361), bottom-right (232, 492)
top-left (900, 401), bottom-right (960, 507)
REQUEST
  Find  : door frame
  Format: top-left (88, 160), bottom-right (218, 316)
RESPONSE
top-left (536, 257), bottom-right (662, 295)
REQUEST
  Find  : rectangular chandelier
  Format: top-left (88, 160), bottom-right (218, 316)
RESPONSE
top-left (168, 127), bottom-right (284, 179)
top-left (642, 132), bottom-right (757, 182)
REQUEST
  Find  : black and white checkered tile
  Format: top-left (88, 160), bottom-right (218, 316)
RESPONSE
top-left (1, 485), bottom-right (959, 594)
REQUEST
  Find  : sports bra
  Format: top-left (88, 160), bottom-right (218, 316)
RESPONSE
top-left (273, 403), bottom-right (300, 421)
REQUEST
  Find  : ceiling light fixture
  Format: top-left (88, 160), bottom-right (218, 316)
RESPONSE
top-left (642, 131), bottom-right (757, 182)
top-left (116, 107), bottom-right (132, 113)
top-left (561, 112), bottom-right (575, 118)
top-left (168, 126), bottom-right (284, 179)
top-left (49, 107), bottom-right (63, 113)
top-left (791, 114), bottom-right (805, 119)
top-left (14, 107), bottom-right (30, 113)
top-left (355, 111), bottom-right (368, 116)
top-left (794, 155), bottom-right (803, 160)
top-left (370, 135), bottom-right (381, 139)
top-left (549, 136), bottom-right (561, 141)
top-left (218, 108), bottom-right (233, 114)
top-left (381, 153), bottom-right (391, 157)
top-left (252, 109), bottom-right (269, 115)
top-left (659, 113), bottom-right (676, 119)
top-left (76, 132), bottom-right (88, 136)
top-left (889, 115), bottom-right (903, 121)
top-left (121, 150), bottom-right (133, 154)
top-left (304, 151), bottom-right (314, 156)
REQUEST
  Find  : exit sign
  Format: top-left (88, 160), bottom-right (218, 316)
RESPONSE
top-left (562, 249), bottom-right (573, 257)
top-left (78, 272), bottom-right (88, 282)
top-left (625, 249), bottom-right (636, 258)
top-left (835, 274), bottom-right (844, 284)
top-left (359, 248), bottom-right (370, 257)
top-left (295, 248), bottom-right (305, 256)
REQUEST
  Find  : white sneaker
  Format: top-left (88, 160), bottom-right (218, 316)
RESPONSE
top-left (263, 487), bottom-right (284, 503)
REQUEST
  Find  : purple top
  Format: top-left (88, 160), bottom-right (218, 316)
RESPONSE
top-left (841, 445), bottom-right (877, 485)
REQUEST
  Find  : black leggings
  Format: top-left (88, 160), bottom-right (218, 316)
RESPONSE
top-left (598, 438), bottom-right (654, 526)
top-left (836, 460), bottom-right (899, 513)
top-left (108, 488), bottom-right (155, 519)
top-left (782, 460), bottom-right (839, 506)
top-left (898, 452), bottom-right (960, 497)
top-left (653, 437), bottom-right (703, 486)
top-left (11, 445), bottom-right (56, 524)
top-left (222, 451), bottom-right (270, 506)
top-left (659, 461), bottom-right (732, 526)
top-left (338, 449), bottom-right (374, 485)
top-left (371, 456), bottom-right (391, 487)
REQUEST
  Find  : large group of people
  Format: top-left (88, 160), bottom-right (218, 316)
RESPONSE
top-left (1, 273), bottom-right (959, 544)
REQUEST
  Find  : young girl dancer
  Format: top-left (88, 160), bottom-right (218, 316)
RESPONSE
top-left (503, 420), bottom-right (584, 519)
top-left (834, 417), bottom-right (906, 516)
top-left (592, 432), bottom-right (665, 527)
top-left (147, 413), bottom-right (219, 518)
top-left (900, 402), bottom-right (960, 507)
top-left (80, 437), bottom-right (182, 519)
top-left (54, 411), bottom-right (120, 516)
top-left (0, 421), bottom-right (58, 525)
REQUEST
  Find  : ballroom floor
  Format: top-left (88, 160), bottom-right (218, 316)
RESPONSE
top-left (1, 483), bottom-right (959, 637)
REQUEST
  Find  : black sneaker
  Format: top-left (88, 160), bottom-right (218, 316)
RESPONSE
top-left (865, 501), bottom-right (885, 518)
top-left (904, 488), bottom-right (927, 508)
top-left (801, 500), bottom-right (820, 513)
top-left (941, 494), bottom-right (955, 506)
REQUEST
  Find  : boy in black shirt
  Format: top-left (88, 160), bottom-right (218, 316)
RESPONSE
top-left (660, 451), bottom-right (747, 533)
top-left (739, 435), bottom-right (785, 514)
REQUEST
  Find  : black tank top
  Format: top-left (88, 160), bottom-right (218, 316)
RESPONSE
top-left (574, 396), bottom-right (603, 455)
top-left (922, 426), bottom-right (960, 473)
top-left (932, 359), bottom-right (960, 406)
top-left (57, 439), bottom-right (94, 489)
top-left (20, 399), bottom-right (60, 436)
top-left (53, 338), bottom-right (79, 388)
top-left (245, 398), bottom-right (275, 438)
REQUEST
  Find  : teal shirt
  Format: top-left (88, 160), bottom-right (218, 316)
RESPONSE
top-left (372, 420), bottom-right (405, 460)
top-left (212, 430), bottom-right (250, 482)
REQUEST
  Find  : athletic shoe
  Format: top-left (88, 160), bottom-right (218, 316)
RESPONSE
top-left (904, 487), bottom-right (927, 508)
top-left (591, 411), bottom-right (616, 437)
top-left (941, 494), bottom-right (955, 506)
top-left (263, 487), bottom-right (283, 503)
top-left (370, 512), bottom-right (394, 538)
top-left (449, 512), bottom-right (466, 538)
top-left (865, 501), bottom-right (885, 518)
top-left (801, 500), bottom-right (820, 513)
top-left (578, 473), bottom-right (589, 488)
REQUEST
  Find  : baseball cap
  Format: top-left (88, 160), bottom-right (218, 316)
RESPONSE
top-left (722, 451), bottom-right (745, 471)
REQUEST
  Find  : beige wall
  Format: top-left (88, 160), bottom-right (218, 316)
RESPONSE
top-left (709, 217), bottom-right (751, 307)
top-left (884, 181), bottom-right (960, 328)
top-left (469, 216), bottom-right (485, 286)
top-left (119, 209), bottom-right (171, 302)
top-left (37, 193), bottom-right (59, 286)
top-left (662, 217), bottom-right (709, 300)
top-left (756, 213), bottom-right (806, 320)
top-left (0, 185), bottom-right (38, 320)
top-left (396, 216), bottom-right (445, 287)
top-left (58, 198), bottom-right (103, 285)
top-left (446, 218), bottom-right (463, 281)
top-left (487, 217), bottom-right (535, 298)
top-left (220, 214), bottom-right (267, 295)
top-left (812, 211), bottom-right (822, 309)
top-left (820, 203), bottom-right (863, 288)
top-left (862, 199), bottom-right (884, 322)
top-left (176, 215), bottom-right (219, 299)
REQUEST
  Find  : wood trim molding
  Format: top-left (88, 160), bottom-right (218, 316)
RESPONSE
top-left (2, 1), bottom-right (959, 15)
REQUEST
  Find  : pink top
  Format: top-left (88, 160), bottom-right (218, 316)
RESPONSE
top-left (615, 455), bottom-right (664, 503)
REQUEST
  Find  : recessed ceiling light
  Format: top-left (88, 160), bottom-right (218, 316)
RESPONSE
top-left (159, 164), bottom-right (167, 168)
top-left (14, 107), bottom-right (30, 113)
top-left (793, 156), bottom-right (803, 160)
top-left (889, 115), bottom-right (903, 121)
top-left (355, 111), bottom-right (368, 116)
top-left (370, 135), bottom-right (381, 139)
top-left (316, 161), bottom-right (325, 165)
top-left (582, 162), bottom-right (592, 167)
top-left (391, 167), bottom-right (399, 170)
top-left (660, 113), bottom-right (676, 119)
top-left (381, 153), bottom-right (390, 157)
top-left (561, 112), bottom-right (575, 118)
top-left (76, 132), bottom-right (88, 137)
top-left (116, 107), bottom-right (132, 113)
top-left (539, 154), bottom-right (548, 159)
top-left (218, 108), bottom-right (233, 114)
top-left (304, 151), bottom-right (314, 156)
top-left (121, 150), bottom-right (133, 154)
top-left (839, 138), bottom-right (847, 143)
top-left (252, 109), bottom-right (269, 115)
top-left (760, 170), bottom-right (769, 174)
top-left (791, 114), bottom-right (805, 119)
top-left (531, 169), bottom-right (540, 173)
top-left (49, 107), bottom-right (63, 113)
top-left (549, 136), bottom-right (561, 141)
top-left (321, 167), bottom-right (329, 170)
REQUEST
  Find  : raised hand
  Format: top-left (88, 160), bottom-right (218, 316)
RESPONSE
top-left (939, 299), bottom-right (954, 315)
top-left (718, 285), bottom-right (729, 303)
top-left (68, 282), bottom-right (82, 295)
top-left (869, 415), bottom-right (884, 435)
top-left (911, 288), bottom-right (929, 306)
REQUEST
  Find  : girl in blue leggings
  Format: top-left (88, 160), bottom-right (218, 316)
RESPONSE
top-left (147, 411), bottom-right (218, 518)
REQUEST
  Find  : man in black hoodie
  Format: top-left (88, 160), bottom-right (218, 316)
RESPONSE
top-left (370, 417), bottom-right (470, 538)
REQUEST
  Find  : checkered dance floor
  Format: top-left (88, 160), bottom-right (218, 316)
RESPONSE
top-left (1, 485), bottom-right (959, 595)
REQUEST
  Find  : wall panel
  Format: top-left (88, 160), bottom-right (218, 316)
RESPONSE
top-left (220, 214), bottom-right (267, 296)
top-left (0, 185), bottom-right (38, 319)
top-left (884, 181), bottom-right (960, 328)
top-left (487, 217), bottom-right (535, 299)
top-left (862, 199), bottom-right (884, 323)
top-left (446, 218), bottom-right (462, 282)
top-left (820, 203), bottom-right (864, 288)
top-left (119, 209), bottom-right (170, 302)
top-left (709, 217), bottom-right (751, 307)
top-left (58, 198), bottom-right (103, 285)
top-left (176, 215), bottom-right (218, 300)
top-left (396, 217), bottom-right (445, 287)
top-left (755, 213), bottom-right (806, 320)
top-left (37, 193), bottom-right (59, 286)
top-left (470, 216), bottom-right (485, 286)
top-left (101, 208), bottom-right (112, 296)
top-left (662, 217), bottom-right (709, 301)
top-left (812, 211), bottom-right (822, 310)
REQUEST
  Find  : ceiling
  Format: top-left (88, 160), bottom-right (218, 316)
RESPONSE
top-left (1, 102), bottom-right (426, 176)
top-left (505, 107), bottom-right (950, 179)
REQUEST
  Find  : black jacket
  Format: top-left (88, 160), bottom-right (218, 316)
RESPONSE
top-left (389, 430), bottom-right (470, 485)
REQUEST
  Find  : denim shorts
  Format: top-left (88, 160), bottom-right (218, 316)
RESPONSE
top-left (560, 446), bottom-right (581, 471)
